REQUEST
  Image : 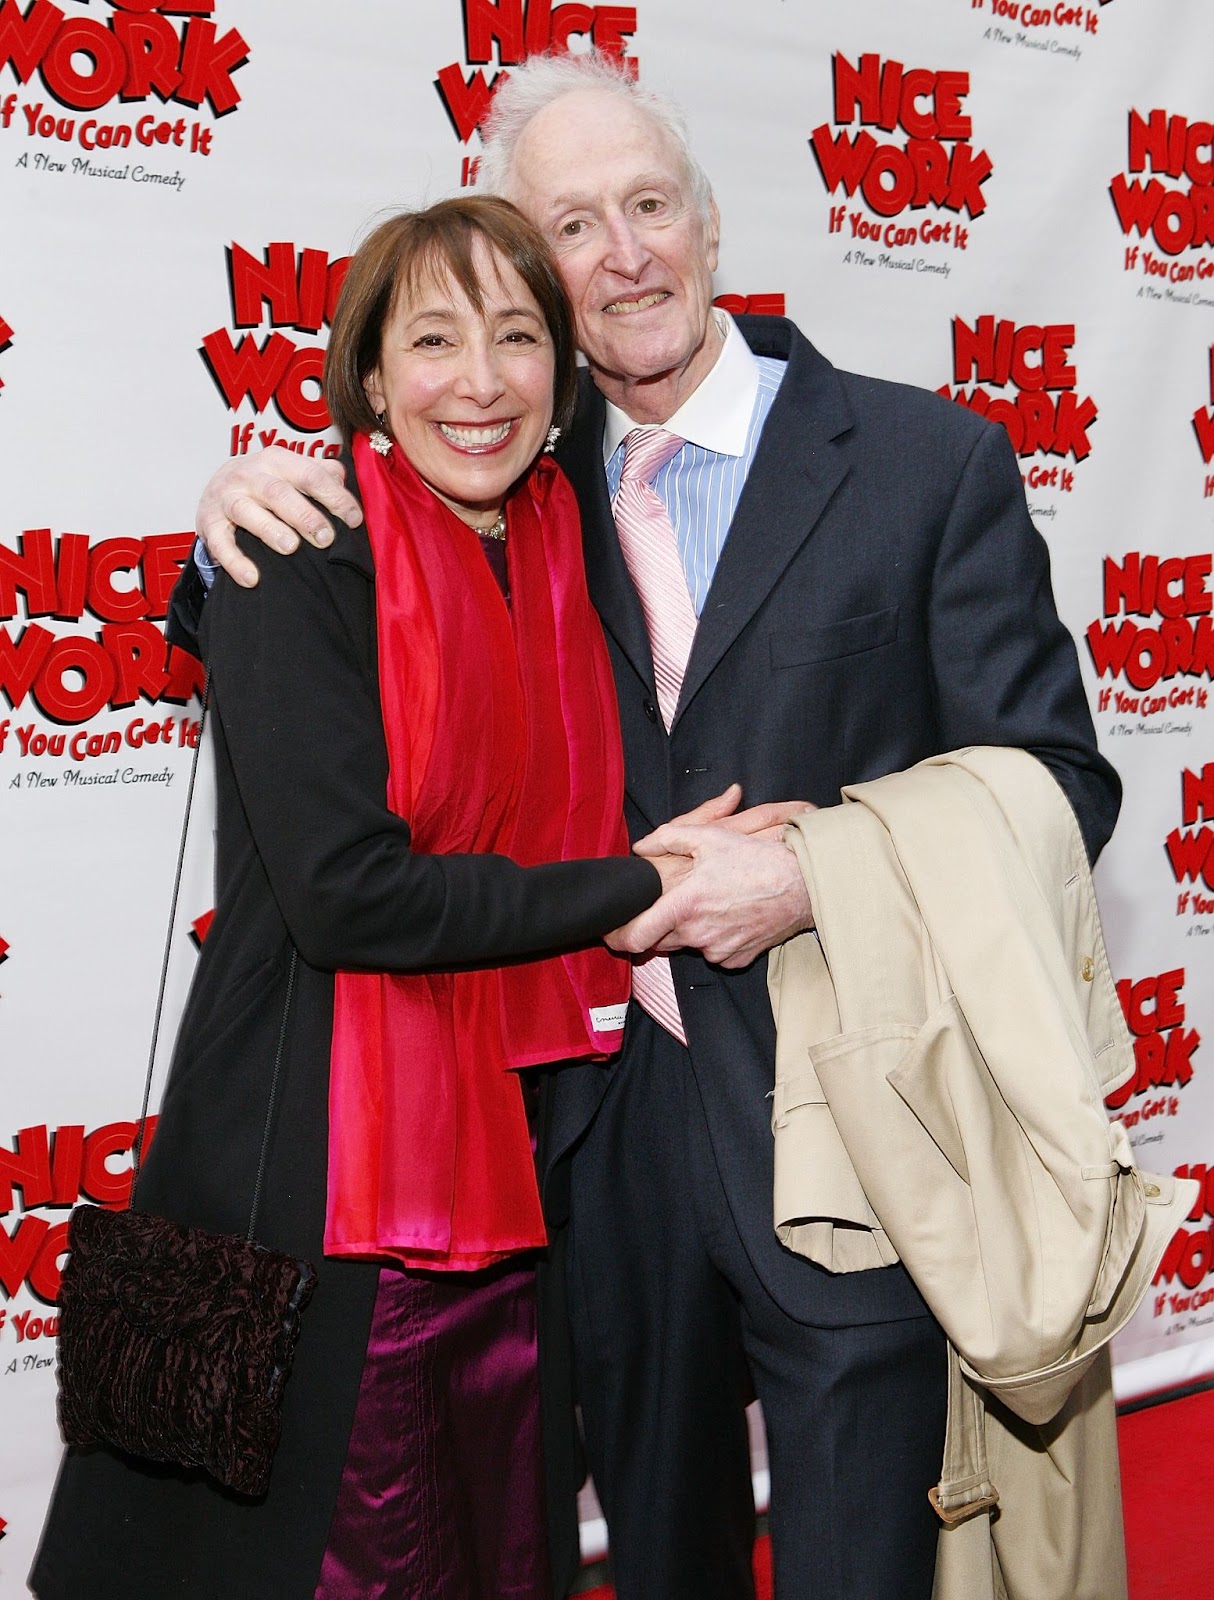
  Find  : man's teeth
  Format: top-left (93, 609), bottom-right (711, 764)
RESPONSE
top-left (438, 421), bottom-right (512, 446)
top-left (604, 291), bottom-right (669, 315)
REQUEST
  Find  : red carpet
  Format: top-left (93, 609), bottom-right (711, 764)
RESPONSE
top-left (1120, 1387), bottom-right (1214, 1600)
top-left (575, 1388), bottom-right (1214, 1599)
top-left (576, 1534), bottom-right (771, 1600)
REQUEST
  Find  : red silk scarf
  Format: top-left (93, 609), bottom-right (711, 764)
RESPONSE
top-left (326, 434), bottom-right (632, 1269)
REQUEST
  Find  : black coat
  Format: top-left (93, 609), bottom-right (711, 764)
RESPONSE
top-left (31, 517), bottom-right (657, 1600)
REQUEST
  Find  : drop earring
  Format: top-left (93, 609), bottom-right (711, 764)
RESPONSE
top-left (369, 412), bottom-right (393, 456)
top-left (544, 425), bottom-right (561, 452)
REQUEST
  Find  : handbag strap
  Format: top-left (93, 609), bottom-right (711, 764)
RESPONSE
top-left (131, 668), bottom-right (298, 1243)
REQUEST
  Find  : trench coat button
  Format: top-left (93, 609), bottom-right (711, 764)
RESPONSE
top-left (1080, 956), bottom-right (1095, 982)
top-left (1144, 1181), bottom-right (1161, 1199)
top-left (643, 698), bottom-right (658, 722)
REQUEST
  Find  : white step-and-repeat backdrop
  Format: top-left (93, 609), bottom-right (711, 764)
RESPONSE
top-left (2, 0), bottom-right (1212, 1589)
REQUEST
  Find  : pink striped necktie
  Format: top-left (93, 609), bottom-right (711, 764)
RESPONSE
top-left (613, 425), bottom-right (695, 1046)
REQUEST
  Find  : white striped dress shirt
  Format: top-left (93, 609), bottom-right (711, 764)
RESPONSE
top-left (604, 313), bottom-right (786, 615)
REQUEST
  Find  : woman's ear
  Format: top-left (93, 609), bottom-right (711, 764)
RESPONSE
top-left (363, 369), bottom-right (386, 418)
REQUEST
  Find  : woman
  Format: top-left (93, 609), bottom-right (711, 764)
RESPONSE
top-left (32, 197), bottom-right (673, 1600)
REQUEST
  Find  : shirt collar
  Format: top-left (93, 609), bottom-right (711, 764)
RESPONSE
top-left (601, 311), bottom-right (760, 464)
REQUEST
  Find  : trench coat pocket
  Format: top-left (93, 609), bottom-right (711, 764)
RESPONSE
top-left (882, 1000), bottom-right (975, 1186)
top-left (772, 1030), bottom-right (913, 1273)
top-left (812, 994), bottom-right (1095, 1380)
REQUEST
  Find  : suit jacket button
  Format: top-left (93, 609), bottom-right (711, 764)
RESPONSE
top-left (643, 698), bottom-right (658, 722)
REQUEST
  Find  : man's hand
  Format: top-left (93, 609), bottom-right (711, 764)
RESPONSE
top-left (630, 785), bottom-right (743, 908)
top-left (196, 450), bottom-right (364, 589)
top-left (607, 808), bottom-right (816, 969)
top-left (709, 798), bottom-right (816, 845)
top-left (661, 787), bottom-right (808, 842)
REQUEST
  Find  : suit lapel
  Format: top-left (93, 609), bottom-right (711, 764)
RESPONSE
top-left (676, 323), bottom-right (854, 722)
top-left (557, 376), bottom-right (656, 694)
top-left (556, 325), bottom-right (856, 720)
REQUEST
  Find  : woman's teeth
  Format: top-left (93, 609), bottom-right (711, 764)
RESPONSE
top-left (438, 421), bottom-right (513, 446)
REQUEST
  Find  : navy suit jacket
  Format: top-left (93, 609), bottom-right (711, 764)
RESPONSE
top-left (544, 314), bottom-right (1121, 1328)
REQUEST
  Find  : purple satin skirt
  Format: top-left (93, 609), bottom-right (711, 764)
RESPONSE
top-left (315, 1259), bottom-right (552, 1600)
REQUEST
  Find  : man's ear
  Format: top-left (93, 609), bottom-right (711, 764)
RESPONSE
top-left (704, 196), bottom-right (721, 274)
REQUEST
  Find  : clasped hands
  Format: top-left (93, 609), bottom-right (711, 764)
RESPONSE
top-left (608, 785), bottom-right (816, 971)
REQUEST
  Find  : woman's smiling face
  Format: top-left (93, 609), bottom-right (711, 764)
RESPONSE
top-left (364, 237), bottom-right (556, 526)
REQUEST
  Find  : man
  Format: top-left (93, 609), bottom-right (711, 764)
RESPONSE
top-left (186, 52), bottom-right (1120, 1600)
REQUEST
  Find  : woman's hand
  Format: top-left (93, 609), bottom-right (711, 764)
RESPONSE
top-left (648, 849), bottom-right (695, 896)
top-left (196, 450), bottom-right (363, 588)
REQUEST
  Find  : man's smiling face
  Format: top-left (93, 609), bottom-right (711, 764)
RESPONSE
top-left (506, 88), bottom-right (722, 423)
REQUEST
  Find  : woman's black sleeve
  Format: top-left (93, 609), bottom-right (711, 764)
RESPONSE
top-left (202, 529), bottom-right (659, 973)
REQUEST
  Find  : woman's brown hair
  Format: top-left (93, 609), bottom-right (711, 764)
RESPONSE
top-left (324, 195), bottom-right (578, 445)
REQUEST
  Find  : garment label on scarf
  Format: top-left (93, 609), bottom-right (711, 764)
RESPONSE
top-left (589, 1003), bottom-right (629, 1033)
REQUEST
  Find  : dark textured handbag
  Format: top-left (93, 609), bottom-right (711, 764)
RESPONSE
top-left (55, 676), bottom-right (317, 1498)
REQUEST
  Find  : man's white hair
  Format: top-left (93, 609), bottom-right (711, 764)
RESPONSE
top-left (478, 51), bottom-right (714, 225)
